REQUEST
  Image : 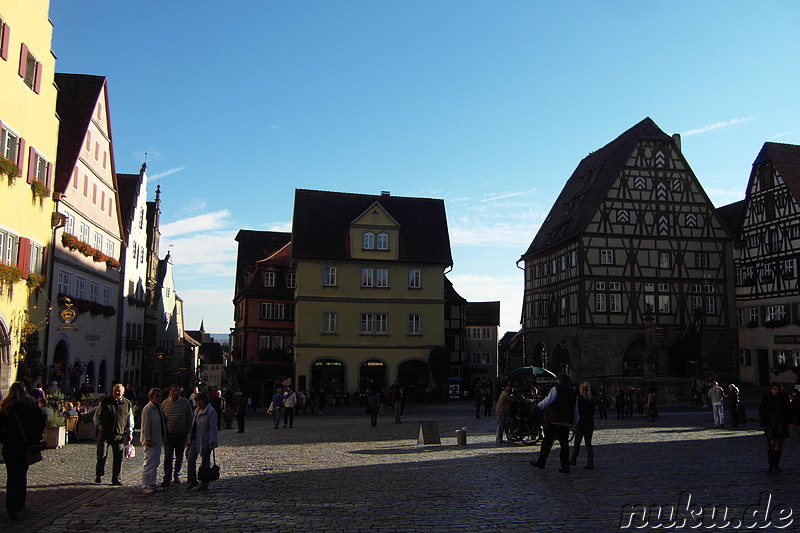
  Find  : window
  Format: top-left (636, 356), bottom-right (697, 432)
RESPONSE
top-left (560, 297), bottom-right (567, 315)
top-left (105, 240), bottom-right (115, 258)
top-left (658, 283), bottom-right (670, 293)
top-left (609, 282), bottom-right (621, 291)
top-left (610, 293), bottom-right (621, 312)
top-left (78, 222), bottom-right (90, 243)
top-left (89, 282), bottom-right (100, 303)
top-left (360, 313), bottom-right (375, 334)
top-left (784, 260), bottom-right (795, 278)
top-left (64, 213), bottom-right (75, 235)
top-left (377, 232), bottom-right (389, 250)
top-left (658, 294), bottom-right (670, 314)
top-left (323, 312), bottom-right (337, 333)
top-left (376, 268), bottom-right (388, 287)
top-left (694, 253), bottom-right (709, 268)
top-left (361, 268), bottom-right (374, 287)
top-left (659, 252), bottom-right (671, 269)
top-left (644, 294), bottom-right (655, 311)
top-left (362, 232), bottom-right (374, 249)
top-left (736, 308), bottom-right (744, 327)
top-left (272, 336), bottom-right (283, 350)
top-left (103, 285), bottom-right (112, 306)
top-left (94, 232), bottom-right (103, 252)
top-left (260, 302), bottom-right (272, 319)
top-left (28, 241), bottom-right (43, 273)
top-left (571, 250), bottom-right (577, 268)
top-left (274, 303), bottom-right (285, 319)
top-left (57, 270), bottom-right (71, 295)
top-left (75, 277), bottom-right (87, 299)
top-left (749, 307), bottom-right (759, 325)
top-left (561, 256), bottom-right (566, 271)
top-left (20, 44), bottom-right (41, 93)
top-left (408, 314), bottom-right (421, 335)
top-left (30, 151), bottom-right (48, 185)
top-left (596, 293), bottom-right (607, 312)
top-left (408, 269), bottom-right (421, 288)
top-left (705, 296), bottom-right (716, 315)
top-left (767, 305), bottom-right (786, 321)
top-left (375, 313), bottom-right (388, 334)
top-left (601, 249), bottom-right (614, 265)
top-left (0, 229), bottom-right (18, 265)
top-left (324, 267), bottom-right (337, 286)
top-left (0, 124), bottom-right (20, 164)
top-left (286, 273), bottom-right (296, 288)
top-left (735, 267), bottom-right (743, 285)
top-left (692, 284), bottom-right (702, 294)
top-left (258, 335), bottom-right (270, 351)
top-left (595, 281), bottom-right (605, 291)
top-left (792, 226), bottom-right (800, 239)
top-left (263, 271), bottom-right (275, 287)
top-left (0, 19), bottom-right (8, 61)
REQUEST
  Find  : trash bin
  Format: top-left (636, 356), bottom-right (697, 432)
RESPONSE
top-left (455, 427), bottom-right (467, 446)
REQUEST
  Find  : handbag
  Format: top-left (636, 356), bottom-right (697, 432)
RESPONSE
top-left (198, 449), bottom-right (220, 482)
top-left (13, 411), bottom-right (45, 465)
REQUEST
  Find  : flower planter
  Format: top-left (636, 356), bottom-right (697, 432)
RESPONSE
top-left (44, 426), bottom-right (66, 449)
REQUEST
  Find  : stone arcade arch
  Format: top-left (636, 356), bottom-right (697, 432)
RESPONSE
top-left (359, 359), bottom-right (386, 392)
top-left (623, 339), bottom-right (646, 377)
top-left (310, 358), bottom-right (345, 395)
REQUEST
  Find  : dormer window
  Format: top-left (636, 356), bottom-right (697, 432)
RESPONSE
top-left (263, 271), bottom-right (275, 287)
top-left (362, 232), bottom-right (375, 249)
top-left (377, 232), bottom-right (389, 250)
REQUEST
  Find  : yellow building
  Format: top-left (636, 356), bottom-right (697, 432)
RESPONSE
top-left (292, 189), bottom-right (453, 396)
top-left (0, 0), bottom-right (59, 391)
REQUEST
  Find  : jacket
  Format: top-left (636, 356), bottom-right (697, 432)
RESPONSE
top-left (0, 401), bottom-right (45, 452)
top-left (140, 401), bottom-right (167, 446)
top-left (93, 396), bottom-right (134, 442)
top-left (190, 404), bottom-right (218, 454)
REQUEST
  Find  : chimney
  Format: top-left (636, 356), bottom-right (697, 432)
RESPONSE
top-left (672, 133), bottom-right (681, 151)
top-left (381, 191), bottom-right (390, 196)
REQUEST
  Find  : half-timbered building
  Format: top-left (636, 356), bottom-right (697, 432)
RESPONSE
top-left (730, 142), bottom-right (800, 386)
top-left (520, 118), bottom-right (737, 387)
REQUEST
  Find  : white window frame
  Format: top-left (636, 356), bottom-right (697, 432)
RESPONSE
top-left (94, 232), bottom-right (103, 252)
top-left (601, 249), bottom-right (614, 265)
top-left (0, 125), bottom-right (21, 162)
top-left (324, 267), bottom-right (337, 287)
top-left (263, 271), bottom-right (276, 287)
top-left (58, 270), bottom-right (71, 295)
top-left (375, 313), bottom-right (388, 334)
top-left (610, 293), bottom-right (622, 313)
top-left (694, 253), bottom-right (709, 268)
top-left (0, 229), bottom-right (18, 265)
top-left (596, 293), bottom-right (606, 312)
top-left (258, 335), bottom-right (270, 351)
top-left (323, 312), bottom-right (337, 334)
top-left (658, 294), bottom-right (670, 314)
top-left (260, 302), bottom-right (272, 319)
top-left (89, 281), bottom-right (100, 303)
top-left (360, 313), bottom-right (375, 334)
top-left (78, 222), bottom-right (90, 243)
top-left (376, 268), bottom-right (389, 288)
top-left (705, 296), bottom-right (717, 315)
top-left (377, 232), bottom-right (389, 250)
top-left (29, 241), bottom-right (43, 273)
top-left (408, 314), bottom-right (421, 335)
top-left (286, 272), bottom-right (296, 289)
top-left (362, 232), bottom-right (375, 250)
top-left (274, 303), bottom-right (285, 319)
top-left (361, 268), bottom-right (374, 287)
top-left (659, 252), bottom-right (671, 269)
top-left (103, 285), bottom-right (112, 306)
top-left (408, 269), bottom-right (421, 288)
top-left (75, 276), bottom-right (87, 300)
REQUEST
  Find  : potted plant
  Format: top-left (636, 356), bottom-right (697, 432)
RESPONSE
top-left (31, 180), bottom-right (50, 199)
top-left (0, 155), bottom-right (20, 184)
top-left (26, 272), bottom-right (46, 291)
top-left (44, 392), bottom-right (67, 449)
top-left (0, 264), bottom-right (23, 287)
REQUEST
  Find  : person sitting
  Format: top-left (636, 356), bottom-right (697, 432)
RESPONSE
top-left (61, 401), bottom-right (78, 418)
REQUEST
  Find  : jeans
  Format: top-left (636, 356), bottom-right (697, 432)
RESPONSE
top-left (163, 432), bottom-right (188, 481)
top-left (712, 402), bottom-right (725, 426)
top-left (496, 412), bottom-right (507, 442)
top-left (273, 406), bottom-right (284, 428)
top-left (570, 425), bottom-right (594, 466)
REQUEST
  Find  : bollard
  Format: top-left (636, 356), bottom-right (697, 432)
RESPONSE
top-left (455, 427), bottom-right (467, 446)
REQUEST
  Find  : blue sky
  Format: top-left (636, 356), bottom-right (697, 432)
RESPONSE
top-left (48, 1), bottom-right (800, 336)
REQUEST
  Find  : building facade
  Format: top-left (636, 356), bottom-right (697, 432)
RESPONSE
top-left (291, 189), bottom-right (452, 395)
top-left (731, 142), bottom-right (800, 385)
top-left (47, 73), bottom-right (123, 395)
top-left (521, 118), bottom-right (737, 387)
top-left (0, 0), bottom-right (59, 392)
top-left (464, 301), bottom-right (500, 383)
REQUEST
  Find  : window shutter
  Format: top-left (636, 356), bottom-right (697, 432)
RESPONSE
top-left (46, 162), bottom-right (52, 188)
top-left (27, 145), bottom-right (35, 183)
top-left (16, 137), bottom-right (25, 170)
top-left (18, 43), bottom-right (27, 77)
top-left (33, 61), bottom-right (42, 93)
top-left (17, 237), bottom-right (30, 273)
top-left (0, 23), bottom-right (9, 61)
top-left (41, 245), bottom-right (48, 275)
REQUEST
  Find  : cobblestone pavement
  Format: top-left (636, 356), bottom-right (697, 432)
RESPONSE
top-left (1, 401), bottom-right (798, 532)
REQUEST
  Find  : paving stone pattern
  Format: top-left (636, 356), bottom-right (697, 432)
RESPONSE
top-left (1, 402), bottom-right (798, 532)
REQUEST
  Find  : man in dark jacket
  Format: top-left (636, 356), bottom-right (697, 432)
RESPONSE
top-left (530, 373), bottom-right (577, 473)
top-left (93, 383), bottom-right (134, 485)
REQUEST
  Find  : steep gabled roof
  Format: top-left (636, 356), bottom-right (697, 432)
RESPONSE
top-left (522, 117), bottom-right (673, 258)
top-left (466, 301), bottom-right (501, 326)
top-left (117, 170), bottom-right (142, 237)
top-left (716, 199), bottom-right (747, 240)
top-left (292, 189), bottom-right (452, 264)
top-left (754, 142), bottom-right (800, 202)
top-left (234, 230), bottom-right (292, 283)
top-left (444, 276), bottom-right (468, 306)
top-left (53, 73), bottom-right (107, 193)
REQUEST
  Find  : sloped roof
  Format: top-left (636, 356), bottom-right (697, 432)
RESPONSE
top-left (522, 117), bottom-right (673, 258)
top-left (715, 199), bottom-right (746, 240)
top-left (444, 276), bottom-right (468, 305)
top-left (53, 73), bottom-right (107, 193)
top-left (292, 189), bottom-right (452, 264)
top-left (466, 301), bottom-right (500, 326)
top-left (234, 230), bottom-right (292, 284)
top-left (117, 171), bottom-right (141, 237)
top-left (755, 142), bottom-right (800, 202)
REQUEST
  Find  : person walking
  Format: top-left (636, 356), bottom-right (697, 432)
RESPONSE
top-left (283, 386), bottom-right (297, 428)
top-left (186, 392), bottom-right (218, 491)
top-left (140, 388), bottom-right (167, 494)
top-left (596, 384), bottom-right (609, 420)
top-left (495, 385), bottom-right (515, 444)
top-left (234, 390), bottom-right (248, 433)
top-left (708, 381), bottom-right (725, 427)
top-left (0, 382), bottom-right (45, 519)
top-left (482, 386), bottom-right (493, 418)
top-left (367, 389), bottom-right (381, 427)
top-left (271, 388), bottom-right (285, 429)
top-left (93, 383), bottom-right (134, 486)
top-left (569, 382), bottom-right (595, 469)
top-left (530, 374), bottom-right (577, 473)
top-left (474, 387), bottom-right (483, 419)
top-left (758, 383), bottom-right (794, 473)
top-left (646, 383), bottom-right (658, 421)
top-left (725, 383), bottom-right (740, 428)
top-left (161, 384), bottom-right (193, 486)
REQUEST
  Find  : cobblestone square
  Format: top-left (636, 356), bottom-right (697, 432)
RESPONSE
top-left (1, 401), bottom-right (797, 532)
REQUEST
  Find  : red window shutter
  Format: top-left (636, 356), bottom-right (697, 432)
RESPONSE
top-left (0, 23), bottom-right (9, 61)
top-left (27, 145), bottom-right (35, 183)
top-left (18, 43), bottom-right (27, 77)
top-left (33, 61), bottom-right (42, 93)
top-left (16, 137), bottom-right (25, 170)
top-left (17, 238), bottom-right (30, 273)
top-left (46, 161), bottom-right (52, 188)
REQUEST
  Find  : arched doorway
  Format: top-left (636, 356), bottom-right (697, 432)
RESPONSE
top-left (310, 359), bottom-right (345, 396)
top-left (50, 340), bottom-right (69, 391)
top-left (623, 339), bottom-right (646, 377)
top-left (85, 360), bottom-right (96, 391)
top-left (551, 341), bottom-right (570, 374)
top-left (98, 360), bottom-right (108, 393)
top-left (359, 360), bottom-right (386, 392)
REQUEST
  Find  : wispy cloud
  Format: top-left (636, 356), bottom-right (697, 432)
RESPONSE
top-left (161, 210), bottom-right (232, 237)
top-left (150, 166), bottom-right (188, 181)
top-left (771, 131), bottom-right (795, 140)
top-left (479, 188), bottom-right (537, 203)
top-left (683, 117), bottom-right (754, 136)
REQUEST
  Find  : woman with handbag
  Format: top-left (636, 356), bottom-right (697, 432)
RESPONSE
top-left (758, 383), bottom-right (794, 473)
top-left (185, 392), bottom-right (218, 491)
top-left (0, 382), bottom-right (46, 519)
